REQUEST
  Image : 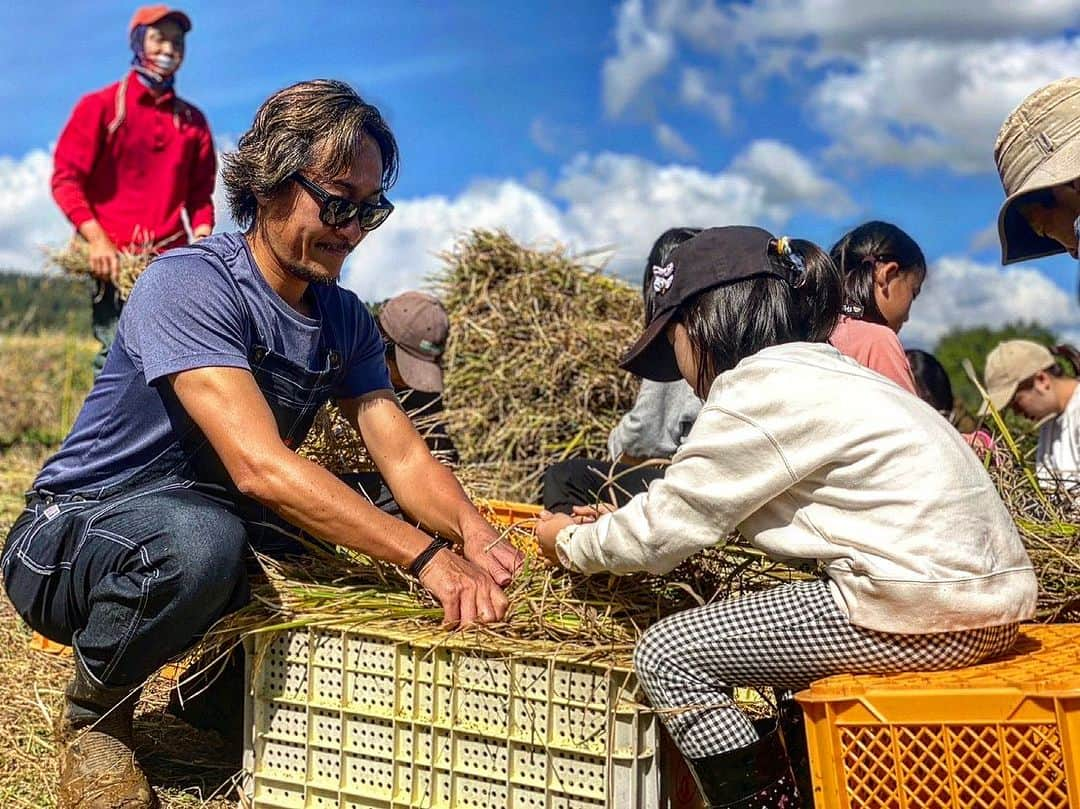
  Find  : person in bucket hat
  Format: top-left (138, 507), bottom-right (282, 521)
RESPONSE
top-left (984, 340), bottom-right (1080, 491)
top-left (995, 78), bottom-right (1080, 276)
top-left (532, 226), bottom-right (1036, 809)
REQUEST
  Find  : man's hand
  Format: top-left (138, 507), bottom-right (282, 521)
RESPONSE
top-left (459, 513), bottom-right (523, 587)
top-left (418, 548), bottom-right (510, 627)
top-left (535, 510), bottom-right (575, 565)
top-left (87, 234), bottom-right (119, 282)
top-left (192, 224), bottom-right (213, 242)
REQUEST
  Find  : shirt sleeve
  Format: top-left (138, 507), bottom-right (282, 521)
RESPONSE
top-left (51, 92), bottom-right (107, 229)
top-left (560, 400), bottom-right (798, 575)
top-left (186, 113), bottom-right (217, 232)
top-left (608, 380), bottom-right (686, 461)
top-left (122, 251), bottom-right (250, 384)
top-left (335, 301), bottom-right (392, 399)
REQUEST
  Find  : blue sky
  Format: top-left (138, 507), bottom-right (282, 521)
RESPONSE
top-left (3, 0), bottom-right (1080, 347)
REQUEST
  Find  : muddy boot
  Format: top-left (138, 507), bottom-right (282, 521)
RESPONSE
top-left (57, 662), bottom-right (156, 809)
top-left (684, 720), bottom-right (801, 808)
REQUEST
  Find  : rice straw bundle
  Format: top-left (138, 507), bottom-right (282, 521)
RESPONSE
top-left (189, 504), bottom-right (811, 672)
top-left (436, 230), bottom-right (643, 501)
top-left (45, 234), bottom-right (169, 300)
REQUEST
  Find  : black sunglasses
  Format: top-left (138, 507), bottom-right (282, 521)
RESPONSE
top-left (291, 173), bottom-right (394, 231)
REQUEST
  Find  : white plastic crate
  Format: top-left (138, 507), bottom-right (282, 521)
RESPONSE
top-left (243, 626), bottom-right (664, 808)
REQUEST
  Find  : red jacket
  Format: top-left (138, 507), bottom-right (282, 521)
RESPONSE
top-left (51, 71), bottom-right (216, 250)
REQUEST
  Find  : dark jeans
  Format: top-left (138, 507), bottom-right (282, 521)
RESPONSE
top-left (2, 476), bottom-right (250, 688)
top-left (542, 457), bottom-right (666, 514)
top-left (92, 281), bottom-right (123, 376)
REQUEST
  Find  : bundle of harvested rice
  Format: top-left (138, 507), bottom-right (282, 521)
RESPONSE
top-left (186, 496), bottom-right (811, 674)
top-left (45, 234), bottom-right (168, 300)
top-left (436, 230), bottom-right (643, 501)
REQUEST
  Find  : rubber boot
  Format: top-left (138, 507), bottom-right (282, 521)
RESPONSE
top-left (684, 720), bottom-right (802, 808)
top-left (57, 661), bottom-right (157, 809)
top-left (776, 692), bottom-right (814, 807)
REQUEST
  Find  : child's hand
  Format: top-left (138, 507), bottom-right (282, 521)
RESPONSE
top-left (534, 510), bottom-right (575, 564)
top-left (570, 503), bottom-right (615, 523)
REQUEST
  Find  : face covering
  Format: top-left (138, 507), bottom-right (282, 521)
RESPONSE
top-left (129, 24), bottom-right (178, 91)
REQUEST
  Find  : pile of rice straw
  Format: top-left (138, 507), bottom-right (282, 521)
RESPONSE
top-left (436, 230), bottom-right (643, 501)
top-left (300, 230), bottom-right (643, 498)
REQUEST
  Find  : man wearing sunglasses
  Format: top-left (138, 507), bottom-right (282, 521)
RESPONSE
top-left (4, 79), bottom-right (520, 808)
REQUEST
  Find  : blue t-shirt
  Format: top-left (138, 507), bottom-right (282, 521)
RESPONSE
top-left (36, 232), bottom-right (391, 493)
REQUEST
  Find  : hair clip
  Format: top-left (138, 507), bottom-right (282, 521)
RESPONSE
top-left (652, 262), bottom-right (675, 295)
top-left (773, 236), bottom-right (807, 288)
top-left (842, 302), bottom-right (864, 317)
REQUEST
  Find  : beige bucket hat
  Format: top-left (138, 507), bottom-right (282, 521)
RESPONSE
top-left (982, 339), bottom-right (1056, 412)
top-left (995, 77), bottom-right (1080, 265)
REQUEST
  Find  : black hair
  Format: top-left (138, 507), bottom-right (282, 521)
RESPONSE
top-left (223, 79), bottom-right (399, 230)
top-left (676, 238), bottom-right (843, 397)
top-left (1049, 344), bottom-right (1080, 377)
top-left (829, 221), bottom-right (926, 326)
top-left (641, 227), bottom-right (702, 323)
top-left (905, 349), bottom-right (954, 414)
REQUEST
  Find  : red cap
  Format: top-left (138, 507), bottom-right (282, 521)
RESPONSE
top-left (129, 5), bottom-right (192, 33)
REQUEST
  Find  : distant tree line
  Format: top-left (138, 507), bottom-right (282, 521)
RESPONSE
top-left (0, 270), bottom-right (91, 334)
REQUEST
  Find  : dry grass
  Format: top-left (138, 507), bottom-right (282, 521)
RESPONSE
top-left (0, 333), bottom-right (96, 447)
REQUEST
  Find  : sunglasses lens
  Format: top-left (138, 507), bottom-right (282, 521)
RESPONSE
top-left (324, 198), bottom-right (359, 227)
top-left (358, 200), bottom-right (392, 230)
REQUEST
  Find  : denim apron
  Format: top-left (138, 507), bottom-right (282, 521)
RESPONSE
top-left (1, 242), bottom-right (347, 683)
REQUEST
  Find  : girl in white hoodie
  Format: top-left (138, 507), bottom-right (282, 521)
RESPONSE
top-left (535, 226), bottom-right (1037, 809)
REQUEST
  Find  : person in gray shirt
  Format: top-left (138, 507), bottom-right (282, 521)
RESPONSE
top-left (543, 228), bottom-right (703, 514)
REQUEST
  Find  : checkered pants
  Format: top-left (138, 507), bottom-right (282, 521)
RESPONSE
top-left (635, 579), bottom-right (1019, 758)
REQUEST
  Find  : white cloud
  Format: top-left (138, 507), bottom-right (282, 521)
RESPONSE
top-left (0, 139), bottom-right (852, 302)
top-left (812, 37), bottom-right (1080, 173)
top-left (905, 255), bottom-right (1080, 347)
top-left (654, 123), bottom-right (696, 158)
top-left (341, 179), bottom-right (566, 300)
top-left (679, 67), bottom-right (732, 128)
top-left (344, 142), bottom-right (851, 300)
top-left (602, 0), bottom-right (674, 118)
top-left (0, 149), bottom-right (71, 270)
top-left (729, 139), bottom-right (855, 219)
top-left (605, 0), bottom-right (1080, 173)
top-left (662, 0), bottom-right (1080, 57)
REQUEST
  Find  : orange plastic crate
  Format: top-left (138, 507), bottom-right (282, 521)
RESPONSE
top-left (474, 498), bottom-right (542, 527)
top-left (795, 624), bottom-right (1080, 809)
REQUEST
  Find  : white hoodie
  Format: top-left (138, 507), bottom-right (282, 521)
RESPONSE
top-left (557, 343), bottom-right (1038, 634)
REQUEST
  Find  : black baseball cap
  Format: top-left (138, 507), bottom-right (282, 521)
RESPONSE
top-left (620, 226), bottom-right (793, 381)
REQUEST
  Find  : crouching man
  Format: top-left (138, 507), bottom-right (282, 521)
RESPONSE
top-left (2, 79), bottom-right (520, 809)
